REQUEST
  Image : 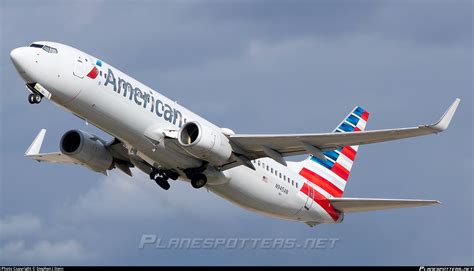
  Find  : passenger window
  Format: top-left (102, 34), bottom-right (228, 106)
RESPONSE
top-left (266, 165), bottom-right (269, 171)
top-left (296, 183), bottom-right (299, 188)
top-left (292, 180), bottom-right (294, 186)
top-left (270, 168), bottom-right (273, 174)
top-left (275, 170), bottom-right (278, 176)
top-left (283, 176), bottom-right (286, 181)
top-left (257, 161), bottom-right (260, 166)
top-left (279, 173), bottom-right (282, 178)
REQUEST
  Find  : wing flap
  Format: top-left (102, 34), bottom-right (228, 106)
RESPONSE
top-left (328, 198), bottom-right (440, 213)
top-left (27, 152), bottom-right (77, 163)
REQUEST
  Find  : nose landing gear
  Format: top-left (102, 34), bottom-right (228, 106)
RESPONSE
top-left (28, 93), bottom-right (42, 104)
top-left (26, 83), bottom-right (44, 104)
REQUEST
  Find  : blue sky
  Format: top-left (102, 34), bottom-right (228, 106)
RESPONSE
top-left (0, 0), bottom-right (472, 265)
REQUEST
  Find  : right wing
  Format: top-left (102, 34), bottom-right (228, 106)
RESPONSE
top-left (221, 98), bottom-right (460, 169)
top-left (328, 198), bottom-right (440, 213)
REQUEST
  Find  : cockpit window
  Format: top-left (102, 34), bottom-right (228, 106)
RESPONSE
top-left (29, 43), bottom-right (58, 54)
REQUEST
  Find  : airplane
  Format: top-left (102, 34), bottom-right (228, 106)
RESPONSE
top-left (10, 41), bottom-right (460, 227)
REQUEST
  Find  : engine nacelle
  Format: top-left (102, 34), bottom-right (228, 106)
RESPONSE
top-left (178, 121), bottom-right (233, 165)
top-left (60, 130), bottom-right (113, 172)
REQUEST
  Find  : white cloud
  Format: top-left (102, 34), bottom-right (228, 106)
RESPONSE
top-left (1, 170), bottom-right (247, 264)
top-left (0, 239), bottom-right (89, 264)
top-left (0, 213), bottom-right (41, 238)
top-left (0, 214), bottom-right (91, 264)
top-left (59, 170), bottom-right (237, 223)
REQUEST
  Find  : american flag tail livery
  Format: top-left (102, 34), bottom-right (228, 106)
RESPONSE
top-left (297, 106), bottom-right (369, 221)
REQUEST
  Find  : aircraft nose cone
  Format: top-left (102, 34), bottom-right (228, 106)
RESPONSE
top-left (10, 47), bottom-right (28, 71)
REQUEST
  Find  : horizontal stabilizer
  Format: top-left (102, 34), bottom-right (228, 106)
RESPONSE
top-left (328, 198), bottom-right (440, 213)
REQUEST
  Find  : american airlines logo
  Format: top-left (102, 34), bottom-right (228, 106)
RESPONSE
top-left (104, 68), bottom-right (188, 128)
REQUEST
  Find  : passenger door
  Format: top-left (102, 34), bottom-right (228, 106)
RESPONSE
top-left (73, 56), bottom-right (86, 79)
top-left (304, 185), bottom-right (314, 210)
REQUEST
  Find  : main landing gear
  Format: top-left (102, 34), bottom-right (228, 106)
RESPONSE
top-left (184, 164), bottom-right (208, 189)
top-left (150, 169), bottom-right (171, 190)
top-left (149, 169), bottom-right (180, 190)
top-left (190, 174), bottom-right (207, 189)
top-left (28, 93), bottom-right (42, 104)
top-left (149, 167), bottom-right (208, 190)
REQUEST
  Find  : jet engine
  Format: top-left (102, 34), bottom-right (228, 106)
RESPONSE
top-left (177, 121), bottom-right (233, 165)
top-left (60, 130), bottom-right (113, 172)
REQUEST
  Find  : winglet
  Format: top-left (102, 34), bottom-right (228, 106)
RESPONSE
top-left (430, 98), bottom-right (461, 132)
top-left (25, 129), bottom-right (46, 156)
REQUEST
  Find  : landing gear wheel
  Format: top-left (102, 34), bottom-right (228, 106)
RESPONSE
top-left (164, 170), bottom-right (179, 180)
top-left (149, 169), bottom-right (160, 180)
top-left (150, 169), bottom-right (171, 190)
top-left (28, 94), bottom-right (35, 104)
top-left (33, 94), bottom-right (42, 103)
top-left (28, 93), bottom-right (42, 104)
top-left (154, 177), bottom-right (170, 190)
top-left (191, 174), bottom-right (207, 189)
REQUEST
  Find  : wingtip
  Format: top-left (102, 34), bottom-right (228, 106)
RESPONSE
top-left (431, 98), bottom-right (461, 132)
top-left (25, 129), bottom-right (47, 156)
top-left (420, 200), bottom-right (441, 206)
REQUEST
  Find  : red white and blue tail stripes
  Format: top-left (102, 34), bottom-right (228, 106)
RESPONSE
top-left (298, 106), bottom-right (369, 221)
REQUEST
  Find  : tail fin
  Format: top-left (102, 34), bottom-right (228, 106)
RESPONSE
top-left (298, 106), bottom-right (369, 198)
